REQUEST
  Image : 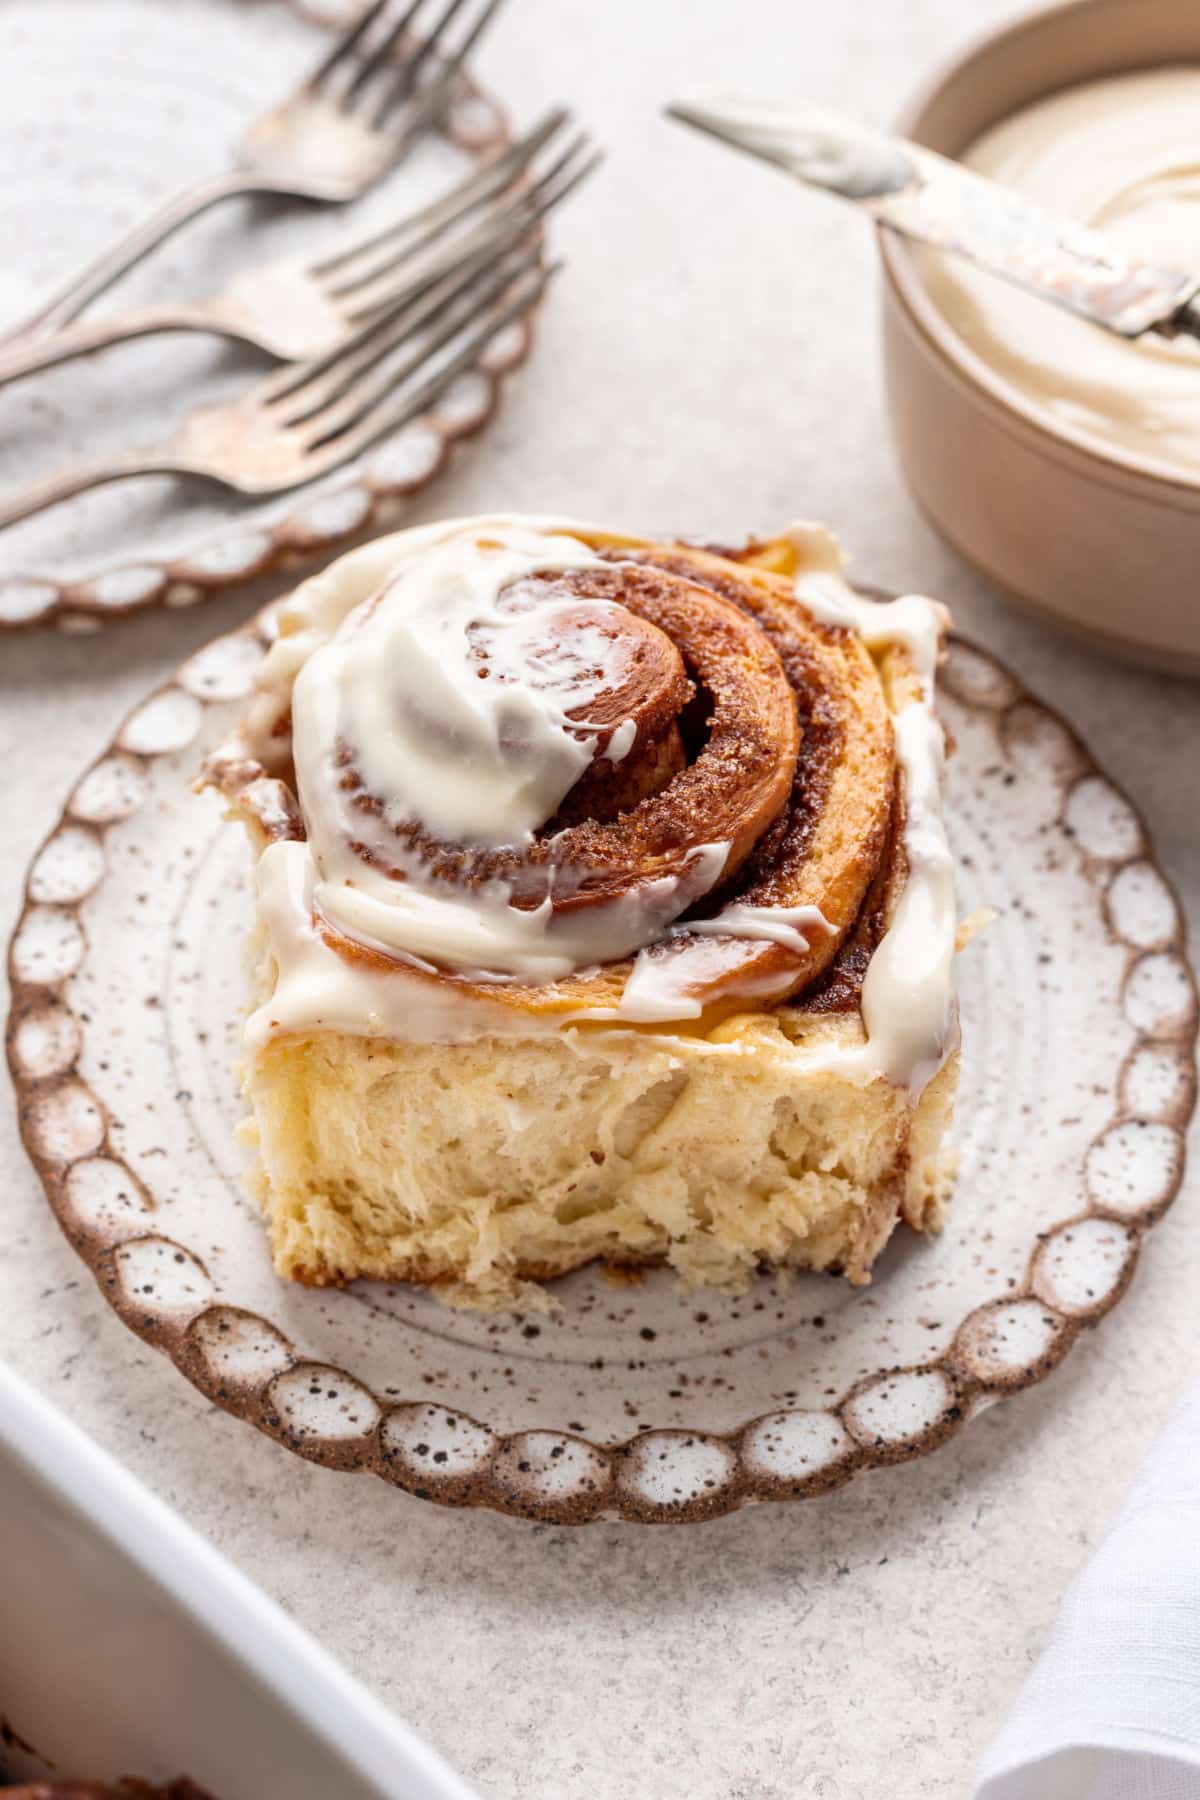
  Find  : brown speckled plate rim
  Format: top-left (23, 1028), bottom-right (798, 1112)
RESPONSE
top-left (6, 606), bottom-right (1197, 1524)
top-left (0, 0), bottom-right (535, 636)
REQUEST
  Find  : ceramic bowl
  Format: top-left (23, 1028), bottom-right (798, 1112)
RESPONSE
top-left (880, 0), bottom-right (1200, 674)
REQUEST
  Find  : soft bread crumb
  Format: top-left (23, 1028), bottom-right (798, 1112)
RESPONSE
top-left (243, 1008), bottom-right (959, 1312)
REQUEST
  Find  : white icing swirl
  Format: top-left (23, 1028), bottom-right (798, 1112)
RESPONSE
top-left (283, 521), bottom-right (732, 979)
top-left (235, 515), bottom-right (958, 1094)
top-left (295, 526), bottom-right (625, 849)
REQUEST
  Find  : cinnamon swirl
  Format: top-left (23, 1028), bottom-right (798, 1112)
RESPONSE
top-left (206, 515), bottom-right (960, 1308)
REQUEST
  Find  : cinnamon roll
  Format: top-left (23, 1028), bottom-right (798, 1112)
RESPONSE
top-left (206, 515), bottom-right (960, 1308)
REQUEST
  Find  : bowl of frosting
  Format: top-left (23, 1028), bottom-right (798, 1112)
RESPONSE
top-left (880, 0), bottom-right (1200, 671)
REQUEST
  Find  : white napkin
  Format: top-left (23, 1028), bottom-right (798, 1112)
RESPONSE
top-left (976, 1382), bottom-right (1200, 1799)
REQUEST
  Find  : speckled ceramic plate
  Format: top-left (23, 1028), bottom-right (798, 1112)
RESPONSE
top-left (0, 0), bottom-right (528, 634)
top-left (8, 612), bottom-right (1198, 1523)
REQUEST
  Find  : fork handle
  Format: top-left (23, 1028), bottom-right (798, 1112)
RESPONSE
top-left (1, 168), bottom-right (292, 344)
top-left (0, 302), bottom-right (244, 391)
top-left (0, 449), bottom-right (201, 533)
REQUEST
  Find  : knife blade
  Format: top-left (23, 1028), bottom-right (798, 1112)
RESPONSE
top-left (667, 95), bottom-right (1200, 342)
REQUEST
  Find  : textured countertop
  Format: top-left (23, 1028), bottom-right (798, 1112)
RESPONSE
top-left (2, 2), bottom-right (1199, 1796)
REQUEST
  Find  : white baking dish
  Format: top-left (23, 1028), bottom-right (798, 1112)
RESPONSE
top-left (0, 1363), bottom-right (479, 1800)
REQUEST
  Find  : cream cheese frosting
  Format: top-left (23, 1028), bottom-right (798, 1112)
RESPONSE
top-left (285, 522), bottom-right (731, 978)
top-left (232, 515), bottom-right (957, 1093)
top-left (779, 528), bottom-right (958, 1091)
top-left (917, 68), bottom-right (1200, 476)
top-left (295, 526), bottom-right (630, 850)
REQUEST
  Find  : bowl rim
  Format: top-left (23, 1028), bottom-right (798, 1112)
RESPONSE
top-left (879, 0), bottom-right (1200, 498)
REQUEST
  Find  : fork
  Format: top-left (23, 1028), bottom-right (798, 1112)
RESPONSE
top-left (0, 110), bottom-right (579, 389)
top-left (0, 209), bottom-right (568, 532)
top-left (2, 0), bottom-right (507, 347)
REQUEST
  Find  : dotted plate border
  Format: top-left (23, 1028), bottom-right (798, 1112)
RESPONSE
top-left (7, 617), bottom-right (1197, 1523)
top-left (0, 0), bottom-right (532, 635)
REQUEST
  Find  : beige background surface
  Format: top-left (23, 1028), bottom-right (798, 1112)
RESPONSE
top-left (3, 2), bottom-right (1199, 1796)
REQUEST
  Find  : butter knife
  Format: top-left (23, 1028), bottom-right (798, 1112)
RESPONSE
top-left (667, 95), bottom-right (1200, 343)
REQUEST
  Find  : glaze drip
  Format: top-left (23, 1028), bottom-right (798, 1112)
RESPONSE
top-left (209, 515), bottom-right (957, 1092)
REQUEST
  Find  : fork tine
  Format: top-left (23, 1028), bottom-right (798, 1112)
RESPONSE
top-left (313, 107), bottom-right (569, 290)
top-left (307, 0), bottom-right (395, 91)
top-left (261, 234), bottom-right (506, 412)
top-left (340, 0), bottom-right (427, 106)
top-left (280, 127), bottom-right (593, 409)
top-left (372, 0), bottom-right (506, 136)
top-left (305, 262), bottom-right (556, 468)
top-left (276, 232), bottom-right (542, 428)
top-left (339, 134), bottom-right (599, 321)
top-left (266, 220), bottom-right (523, 411)
top-left (331, 128), bottom-right (594, 315)
top-left (459, 133), bottom-right (600, 248)
top-left (298, 244), bottom-right (542, 445)
top-left (338, 239), bottom-right (542, 418)
top-left (521, 131), bottom-right (597, 205)
top-left (390, 0), bottom-right (474, 98)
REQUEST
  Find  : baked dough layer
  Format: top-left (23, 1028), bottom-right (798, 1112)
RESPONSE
top-left (242, 1005), bottom-right (958, 1309)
